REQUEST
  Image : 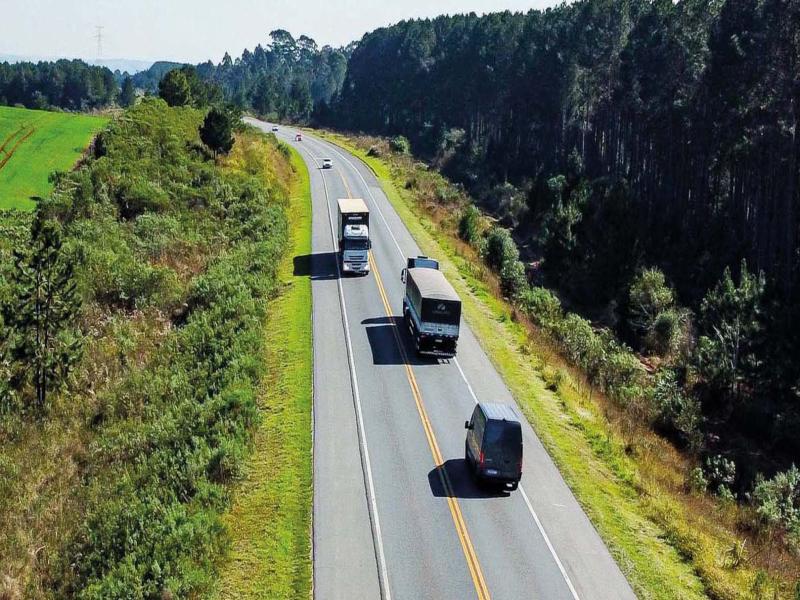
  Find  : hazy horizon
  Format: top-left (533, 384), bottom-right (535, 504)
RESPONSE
top-left (1, 0), bottom-right (555, 66)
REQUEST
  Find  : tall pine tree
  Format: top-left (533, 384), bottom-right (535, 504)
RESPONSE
top-left (2, 214), bottom-right (82, 412)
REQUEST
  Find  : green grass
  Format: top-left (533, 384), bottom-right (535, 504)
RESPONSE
top-left (212, 144), bottom-right (313, 599)
top-left (0, 106), bottom-right (108, 210)
top-left (317, 131), bottom-right (713, 600)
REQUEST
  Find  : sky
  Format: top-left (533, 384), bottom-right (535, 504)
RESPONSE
top-left (0, 0), bottom-right (556, 65)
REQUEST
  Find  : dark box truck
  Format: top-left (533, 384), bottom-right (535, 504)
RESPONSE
top-left (401, 257), bottom-right (461, 357)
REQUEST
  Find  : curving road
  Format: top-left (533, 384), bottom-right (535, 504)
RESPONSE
top-left (246, 118), bottom-right (636, 600)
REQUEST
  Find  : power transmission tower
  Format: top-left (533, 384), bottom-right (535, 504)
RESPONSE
top-left (94, 25), bottom-right (104, 58)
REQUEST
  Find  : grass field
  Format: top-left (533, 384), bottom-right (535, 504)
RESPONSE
top-left (0, 106), bottom-right (108, 210)
top-left (212, 141), bottom-right (314, 599)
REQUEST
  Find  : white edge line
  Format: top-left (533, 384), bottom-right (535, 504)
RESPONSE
top-left (312, 128), bottom-right (581, 600)
top-left (520, 486), bottom-right (581, 600)
top-left (271, 122), bottom-right (392, 600)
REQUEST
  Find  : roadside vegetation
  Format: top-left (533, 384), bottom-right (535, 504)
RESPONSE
top-left (317, 130), bottom-right (800, 599)
top-left (0, 98), bottom-right (297, 598)
top-left (212, 144), bottom-right (313, 599)
top-left (0, 106), bottom-right (108, 210)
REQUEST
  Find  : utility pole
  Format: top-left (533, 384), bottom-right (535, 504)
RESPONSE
top-left (94, 25), bottom-right (104, 59)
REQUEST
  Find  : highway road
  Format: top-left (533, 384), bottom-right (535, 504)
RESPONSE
top-left (246, 117), bottom-right (637, 600)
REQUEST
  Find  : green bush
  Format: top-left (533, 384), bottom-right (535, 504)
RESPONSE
top-left (458, 204), bottom-right (481, 244)
top-left (500, 259), bottom-right (528, 300)
top-left (482, 226), bottom-right (519, 273)
top-left (389, 135), bottom-right (411, 154)
top-left (541, 365), bottom-right (564, 391)
top-left (133, 213), bottom-right (185, 258)
top-left (647, 308), bottom-right (684, 356)
top-left (687, 466), bottom-right (708, 493)
top-left (704, 455), bottom-right (736, 496)
top-left (752, 466), bottom-right (800, 546)
top-left (519, 286), bottom-right (563, 326)
top-left (652, 369), bottom-right (702, 450)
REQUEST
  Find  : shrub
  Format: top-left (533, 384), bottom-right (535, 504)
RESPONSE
top-left (647, 308), bottom-right (684, 356)
top-left (519, 286), bottom-right (563, 326)
top-left (653, 369), bottom-right (702, 450)
top-left (752, 466), bottom-right (800, 545)
top-left (482, 226), bottom-right (518, 273)
top-left (628, 268), bottom-right (674, 335)
top-left (114, 176), bottom-right (172, 219)
top-left (541, 365), bottom-right (565, 391)
top-left (389, 135), bottom-right (411, 154)
top-left (704, 455), bottom-right (736, 496)
top-left (458, 205), bottom-right (481, 244)
top-left (500, 259), bottom-right (528, 300)
top-left (687, 466), bottom-right (708, 493)
top-left (133, 213), bottom-right (184, 258)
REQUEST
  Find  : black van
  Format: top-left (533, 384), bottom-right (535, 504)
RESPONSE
top-left (464, 403), bottom-right (523, 490)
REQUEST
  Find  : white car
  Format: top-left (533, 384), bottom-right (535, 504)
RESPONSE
top-left (322, 158), bottom-right (333, 169)
top-left (271, 126), bottom-right (279, 132)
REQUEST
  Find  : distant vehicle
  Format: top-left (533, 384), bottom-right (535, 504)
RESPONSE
top-left (271, 125), bottom-right (279, 132)
top-left (465, 403), bottom-right (523, 491)
top-left (295, 133), bottom-right (303, 142)
top-left (401, 257), bottom-right (461, 357)
top-left (337, 198), bottom-right (370, 275)
top-left (322, 158), bottom-right (333, 169)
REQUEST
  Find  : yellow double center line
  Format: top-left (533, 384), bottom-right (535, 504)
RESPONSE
top-left (334, 166), bottom-right (491, 600)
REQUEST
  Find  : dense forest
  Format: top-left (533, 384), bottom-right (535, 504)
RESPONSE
top-left (185, 30), bottom-right (348, 121)
top-left (330, 0), bottom-right (800, 485)
top-left (0, 60), bottom-right (118, 110)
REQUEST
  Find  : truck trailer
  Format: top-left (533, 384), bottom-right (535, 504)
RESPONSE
top-left (336, 198), bottom-right (370, 275)
top-left (401, 256), bottom-right (461, 357)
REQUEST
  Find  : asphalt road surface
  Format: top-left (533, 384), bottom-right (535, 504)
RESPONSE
top-left (246, 118), bottom-right (637, 600)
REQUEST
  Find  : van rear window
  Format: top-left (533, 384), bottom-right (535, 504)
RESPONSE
top-left (484, 422), bottom-right (522, 458)
top-left (421, 298), bottom-right (461, 325)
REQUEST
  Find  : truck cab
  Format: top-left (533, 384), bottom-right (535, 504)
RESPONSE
top-left (401, 256), bottom-right (461, 357)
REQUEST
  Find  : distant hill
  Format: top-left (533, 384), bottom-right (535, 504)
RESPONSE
top-left (0, 54), bottom-right (153, 74)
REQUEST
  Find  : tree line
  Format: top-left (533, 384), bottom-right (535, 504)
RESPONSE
top-left (0, 59), bottom-right (118, 110)
top-left (193, 29), bottom-right (350, 122)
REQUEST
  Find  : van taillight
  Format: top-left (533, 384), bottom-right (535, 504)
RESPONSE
top-left (478, 451), bottom-right (485, 466)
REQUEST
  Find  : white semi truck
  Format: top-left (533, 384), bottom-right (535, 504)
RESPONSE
top-left (336, 198), bottom-right (371, 275)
